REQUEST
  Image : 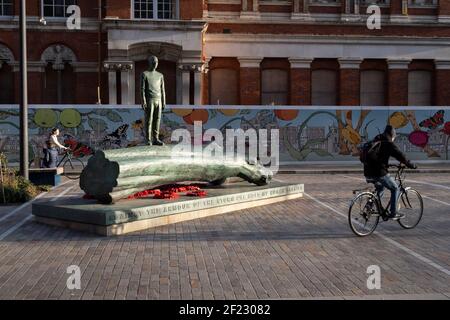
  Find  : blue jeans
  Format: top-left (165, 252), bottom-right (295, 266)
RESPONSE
top-left (42, 148), bottom-right (58, 168)
top-left (366, 175), bottom-right (399, 216)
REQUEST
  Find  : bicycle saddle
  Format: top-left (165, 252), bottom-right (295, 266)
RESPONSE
top-left (365, 178), bottom-right (383, 189)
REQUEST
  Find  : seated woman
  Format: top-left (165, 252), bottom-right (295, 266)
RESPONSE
top-left (42, 128), bottom-right (68, 168)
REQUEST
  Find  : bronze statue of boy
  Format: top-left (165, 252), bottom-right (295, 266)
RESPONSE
top-left (141, 55), bottom-right (165, 146)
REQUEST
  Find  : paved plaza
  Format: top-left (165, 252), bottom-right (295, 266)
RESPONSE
top-left (0, 172), bottom-right (449, 300)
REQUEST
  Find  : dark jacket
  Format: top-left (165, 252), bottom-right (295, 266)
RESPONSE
top-left (363, 133), bottom-right (409, 178)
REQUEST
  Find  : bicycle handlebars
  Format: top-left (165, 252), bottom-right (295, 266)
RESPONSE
top-left (388, 163), bottom-right (417, 170)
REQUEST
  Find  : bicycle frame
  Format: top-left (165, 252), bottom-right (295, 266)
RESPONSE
top-left (57, 151), bottom-right (71, 167)
top-left (371, 165), bottom-right (412, 218)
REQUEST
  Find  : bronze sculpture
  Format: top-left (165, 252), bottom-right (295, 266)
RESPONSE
top-left (79, 145), bottom-right (273, 204)
top-left (141, 55), bottom-right (165, 146)
top-left (80, 56), bottom-right (273, 204)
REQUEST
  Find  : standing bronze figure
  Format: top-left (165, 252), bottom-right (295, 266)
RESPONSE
top-left (141, 56), bottom-right (165, 146)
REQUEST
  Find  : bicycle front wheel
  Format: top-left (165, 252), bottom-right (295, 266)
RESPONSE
top-left (398, 188), bottom-right (423, 229)
top-left (348, 192), bottom-right (380, 237)
top-left (63, 157), bottom-right (84, 180)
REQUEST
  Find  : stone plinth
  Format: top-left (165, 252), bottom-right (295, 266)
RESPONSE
top-left (32, 181), bottom-right (304, 236)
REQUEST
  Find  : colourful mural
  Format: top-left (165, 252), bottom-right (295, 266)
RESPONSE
top-left (0, 106), bottom-right (449, 165)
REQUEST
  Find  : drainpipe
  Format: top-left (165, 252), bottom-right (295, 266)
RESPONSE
top-left (19, 0), bottom-right (28, 180)
top-left (97, 0), bottom-right (103, 104)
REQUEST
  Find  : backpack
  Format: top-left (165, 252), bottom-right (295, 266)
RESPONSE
top-left (359, 140), bottom-right (382, 164)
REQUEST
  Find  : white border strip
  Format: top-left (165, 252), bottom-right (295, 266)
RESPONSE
top-left (0, 179), bottom-right (73, 223)
top-left (422, 195), bottom-right (450, 207)
top-left (303, 192), bottom-right (450, 277)
top-left (0, 216), bottom-right (32, 241)
top-left (342, 174), bottom-right (450, 191)
top-left (341, 174), bottom-right (450, 209)
top-left (49, 185), bottom-right (77, 202)
top-left (0, 180), bottom-right (76, 241)
top-left (0, 192), bottom-right (47, 223)
top-left (405, 179), bottom-right (450, 191)
top-left (1, 105), bottom-right (450, 111)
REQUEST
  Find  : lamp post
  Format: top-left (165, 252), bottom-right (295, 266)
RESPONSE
top-left (19, 0), bottom-right (28, 180)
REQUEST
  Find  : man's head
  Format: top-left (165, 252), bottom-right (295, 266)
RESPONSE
top-left (384, 125), bottom-right (397, 142)
top-left (148, 56), bottom-right (158, 71)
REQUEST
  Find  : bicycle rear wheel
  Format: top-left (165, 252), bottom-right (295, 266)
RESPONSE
top-left (63, 157), bottom-right (84, 180)
top-left (348, 192), bottom-right (380, 237)
top-left (398, 188), bottom-right (423, 229)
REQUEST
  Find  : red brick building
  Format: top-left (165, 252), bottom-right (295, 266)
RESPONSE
top-left (0, 0), bottom-right (449, 106)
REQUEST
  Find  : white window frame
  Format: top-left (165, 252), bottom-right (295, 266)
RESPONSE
top-left (41, 0), bottom-right (77, 19)
top-left (309, 0), bottom-right (341, 7)
top-left (0, 0), bottom-right (13, 16)
top-left (408, 0), bottom-right (437, 8)
top-left (131, 0), bottom-right (179, 20)
top-left (360, 0), bottom-right (390, 7)
top-left (259, 1), bottom-right (292, 6)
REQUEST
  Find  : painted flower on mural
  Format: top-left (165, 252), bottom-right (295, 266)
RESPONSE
top-left (219, 109), bottom-right (239, 116)
top-left (408, 130), bottom-right (429, 148)
top-left (172, 108), bottom-right (193, 117)
top-left (341, 125), bottom-right (361, 145)
top-left (60, 109), bottom-right (82, 128)
top-left (63, 135), bottom-right (94, 158)
top-left (73, 145), bottom-right (94, 158)
top-left (64, 135), bottom-right (78, 150)
top-left (171, 108), bottom-right (209, 124)
top-left (183, 109), bottom-right (209, 125)
top-left (389, 111), bottom-right (409, 129)
top-left (34, 109), bottom-right (58, 128)
top-left (441, 122), bottom-right (450, 135)
top-left (274, 110), bottom-right (299, 121)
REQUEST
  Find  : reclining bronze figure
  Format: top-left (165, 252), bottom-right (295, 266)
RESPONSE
top-left (80, 145), bottom-right (273, 204)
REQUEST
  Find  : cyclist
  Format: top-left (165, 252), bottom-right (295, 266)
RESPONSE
top-left (363, 125), bottom-right (417, 220)
top-left (43, 128), bottom-right (69, 168)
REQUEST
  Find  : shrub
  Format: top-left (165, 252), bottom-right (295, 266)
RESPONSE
top-left (0, 153), bottom-right (49, 204)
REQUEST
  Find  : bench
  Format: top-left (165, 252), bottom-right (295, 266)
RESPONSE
top-left (29, 167), bottom-right (64, 186)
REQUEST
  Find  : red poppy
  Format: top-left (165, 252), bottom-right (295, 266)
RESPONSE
top-left (187, 190), bottom-right (208, 197)
top-left (154, 192), bottom-right (179, 200)
top-left (126, 184), bottom-right (206, 200)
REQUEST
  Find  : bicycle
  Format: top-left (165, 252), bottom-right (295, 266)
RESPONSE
top-left (348, 164), bottom-right (423, 237)
top-left (57, 149), bottom-right (85, 180)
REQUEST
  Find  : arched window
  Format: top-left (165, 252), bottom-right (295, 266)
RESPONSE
top-left (0, 44), bottom-right (15, 104)
top-left (261, 69), bottom-right (288, 105)
top-left (134, 59), bottom-right (177, 105)
top-left (133, 0), bottom-right (178, 19)
top-left (0, 64), bottom-right (14, 104)
top-left (311, 69), bottom-right (337, 106)
top-left (360, 70), bottom-right (386, 106)
top-left (210, 68), bottom-right (238, 105)
top-left (408, 70), bottom-right (432, 106)
top-left (41, 44), bottom-right (77, 104)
